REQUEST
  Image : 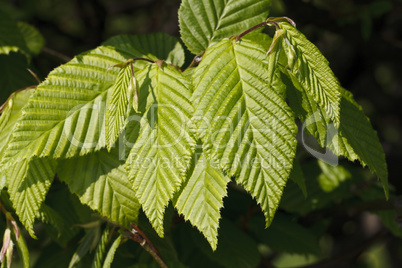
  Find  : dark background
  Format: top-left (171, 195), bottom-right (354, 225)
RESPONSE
top-left (1, 0), bottom-right (401, 267)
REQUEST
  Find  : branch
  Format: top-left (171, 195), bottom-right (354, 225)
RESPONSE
top-left (41, 47), bottom-right (71, 62)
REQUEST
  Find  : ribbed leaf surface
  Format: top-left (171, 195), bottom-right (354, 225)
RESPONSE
top-left (58, 149), bottom-right (141, 227)
top-left (105, 64), bottom-right (135, 150)
top-left (103, 33), bottom-right (185, 67)
top-left (126, 63), bottom-right (195, 236)
top-left (192, 36), bottom-right (297, 226)
top-left (6, 157), bottom-right (56, 237)
top-left (281, 22), bottom-right (341, 125)
top-left (179, 0), bottom-right (271, 55)
top-left (175, 153), bottom-right (229, 250)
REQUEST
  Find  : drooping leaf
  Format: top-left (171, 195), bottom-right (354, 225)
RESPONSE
top-left (126, 63), bottom-right (195, 236)
top-left (0, 10), bottom-right (29, 56)
top-left (105, 63), bottom-right (136, 150)
top-left (58, 148), bottom-right (141, 228)
top-left (0, 53), bottom-right (37, 104)
top-left (17, 22), bottom-right (45, 56)
top-left (280, 22), bottom-right (341, 126)
top-left (103, 33), bottom-right (185, 67)
top-left (175, 152), bottom-right (229, 250)
top-left (192, 35), bottom-right (297, 226)
top-left (6, 157), bottom-right (56, 237)
top-left (289, 158), bottom-right (307, 198)
top-left (179, 0), bottom-right (272, 55)
top-left (327, 88), bottom-right (388, 196)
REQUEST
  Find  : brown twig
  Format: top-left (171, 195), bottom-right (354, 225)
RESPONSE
top-left (41, 47), bottom-right (71, 62)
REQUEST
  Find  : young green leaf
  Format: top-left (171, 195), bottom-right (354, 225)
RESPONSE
top-left (105, 63), bottom-right (138, 150)
top-left (126, 63), bottom-right (195, 237)
top-left (192, 35), bottom-right (298, 226)
top-left (175, 152), bottom-right (229, 250)
top-left (58, 149), bottom-right (141, 228)
top-left (92, 227), bottom-right (110, 268)
top-left (280, 22), bottom-right (342, 125)
top-left (17, 22), bottom-right (45, 56)
top-left (179, 0), bottom-right (272, 55)
top-left (102, 235), bottom-right (122, 268)
top-left (6, 157), bottom-right (56, 237)
top-left (10, 223), bottom-right (29, 268)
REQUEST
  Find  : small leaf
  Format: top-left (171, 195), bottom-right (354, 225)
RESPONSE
top-left (179, 0), bottom-right (272, 55)
top-left (69, 227), bottom-right (100, 268)
top-left (0, 11), bottom-right (30, 56)
top-left (102, 235), bottom-right (122, 268)
top-left (17, 22), bottom-right (45, 56)
top-left (92, 227), bottom-right (110, 268)
top-left (10, 224), bottom-right (29, 268)
top-left (175, 152), bottom-right (229, 250)
top-left (280, 22), bottom-right (341, 125)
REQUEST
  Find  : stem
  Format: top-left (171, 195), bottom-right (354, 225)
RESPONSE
top-left (131, 57), bottom-right (155, 64)
top-left (236, 21), bottom-right (267, 41)
top-left (42, 47), bottom-right (71, 62)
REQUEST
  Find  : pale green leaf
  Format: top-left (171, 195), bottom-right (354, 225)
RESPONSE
top-left (17, 22), bottom-right (45, 56)
top-left (175, 152), bottom-right (229, 250)
top-left (179, 0), bottom-right (272, 55)
top-left (126, 63), bottom-right (195, 236)
top-left (103, 33), bottom-right (185, 67)
top-left (105, 64), bottom-right (136, 150)
top-left (317, 160), bottom-right (351, 192)
top-left (280, 22), bottom-right (341, 125)
top-left (192, 36), bottom-right (297, 226)
top-left (102, 235), bottom-right (122, 268)
top-left (6, 157), bottom-right (56, 237)
top-left (0, 88), bottom-right (34, 161)
top-left (0, 46), bottom-right (127, 168)
top-left (58, 148), bottom-right (141, 228)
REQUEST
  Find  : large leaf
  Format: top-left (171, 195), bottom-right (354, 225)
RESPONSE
top-left (179, 0), bottom-right (272, 55)
top-left (103, 33), bottom-right (185, 67)
top-left (126, 63), bottom-right (195, 236)
top-left (6, 157), bottom-right (56, 237)
top-left (280, 22), bottom-right (341, 126)
top-left (192, 35), bottom-right (298, 226)
top-left (58, 149), bottom-right (141, 228)
top-left (175, 152), bottom-right (229, 250)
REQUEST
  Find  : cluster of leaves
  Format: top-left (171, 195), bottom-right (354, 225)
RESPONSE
top-left (0, 0), bottom-right (394, 267)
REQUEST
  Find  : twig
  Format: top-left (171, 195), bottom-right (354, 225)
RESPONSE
top-left (42, 47), bottom-right (71, 62)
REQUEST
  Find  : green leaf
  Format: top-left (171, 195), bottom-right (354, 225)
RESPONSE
top-left (0, 46), bottom-right (127, 168)
top-left (58, 148), bottom-right (141, 228)
top-left (249, 213), bottom-right (321, 255)
top-left (102, 235), bottom-right (122, 268)
top-left (10, 224), bottom-right (29, 268)
top-left (126, 63), bottom-right (195, 236)
top-left (0, 53), bottom-right (37, 104)
top-left (0, 88), bottom-right (34, 162)
top-left (92, 227), bottom-right (110, 268)
top-left (6, 157), bottom-right (56, 237)
top-left (105, 63), bottom-right (136, 150)
top-left (103, 33), bottom-right (185, 67)
top-left (175, 152), bottom-right (229, 250)
top-left (17, 22), bottom-right (45, 56)
top-left (69, 227), bottom-right (100, 268)
top-left (317, 160), bottom-right (351, 192)
top-left (192, 36), bottom-right (297, 226)
top-left (179, 0), bottom-right (272, 55)
top-left (327, 89), bottom-right (388, 196)
top-left (0, 11), bottom-right (30, 56)
top-left (280, 22), bottom-right (341, 125)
